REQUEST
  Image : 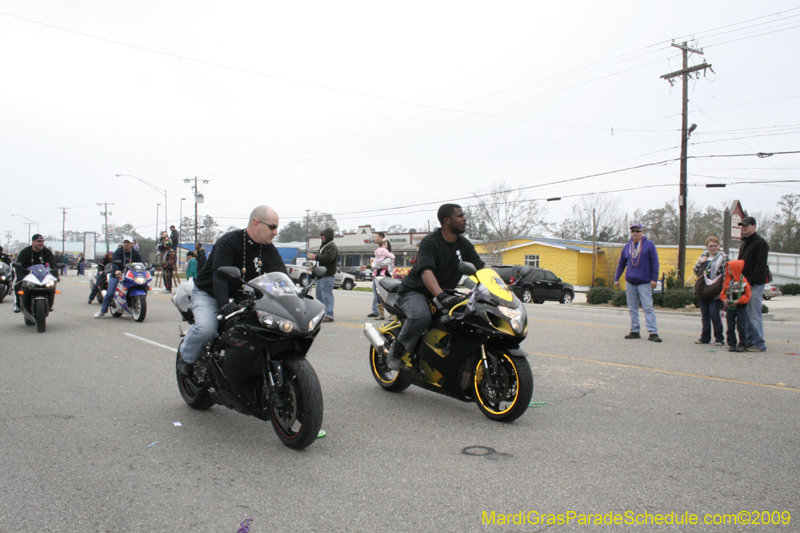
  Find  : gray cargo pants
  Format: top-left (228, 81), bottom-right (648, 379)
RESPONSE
top-left (396, 290), bottom-right (434, 352)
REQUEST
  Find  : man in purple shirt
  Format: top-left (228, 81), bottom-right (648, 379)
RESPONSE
top-left (614, 223), bottom-right (662, 342)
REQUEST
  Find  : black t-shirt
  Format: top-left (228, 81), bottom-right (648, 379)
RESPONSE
top-left (400, 229), bottom-right (484, 297)
top-left (15, 245), bottom-right (58, 278)
top-left (195, 229), bottom-right (288, 306)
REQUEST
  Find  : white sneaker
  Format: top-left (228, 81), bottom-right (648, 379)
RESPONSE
top-left (94, 310), bottom-right (106, 318)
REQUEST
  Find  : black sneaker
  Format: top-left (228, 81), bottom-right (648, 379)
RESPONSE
top-left (367, 312), bottom-right (379, 318)
top-left (624, 331), bottom-right (640, 339)
top-left (728, 345), bottom-right (737, 352)
top-left (648, 334), bottom-right (662, 343)
top-left (13, 303), bottom-right (20, 313)
top-left (177, 358), bottom-right (194, 377)
top-left (385, 341), bottom-right (405, 371)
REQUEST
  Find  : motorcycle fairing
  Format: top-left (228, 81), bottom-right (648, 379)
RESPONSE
top-left (26, 264), bottom-right (53, 283)
top-left (468, 268), bottom-right (516, 306)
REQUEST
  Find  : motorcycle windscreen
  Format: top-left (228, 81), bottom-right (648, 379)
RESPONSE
top-left (469, 268), bottom-right (516, 305)
top-left (248, 272), bottom-right (325, 327)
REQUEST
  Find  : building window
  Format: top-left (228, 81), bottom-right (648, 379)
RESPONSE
top-left (524, 255), bottom-right (539, 267)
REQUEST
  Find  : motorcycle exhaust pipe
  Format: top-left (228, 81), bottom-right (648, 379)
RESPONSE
top-left (363, 323), bottom-right (388, 355)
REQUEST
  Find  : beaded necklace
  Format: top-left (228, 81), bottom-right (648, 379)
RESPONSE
top-left (629, 239), bottom-right (642, 267)
top-left (242, 230), bottom-right (263, 277)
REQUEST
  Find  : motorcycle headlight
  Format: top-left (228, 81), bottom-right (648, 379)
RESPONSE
top-left (0, 275), bottom-right (5, 281)
top-left (135, 277), bottom-right (146, 284)
top-left (257, 311), bottom-right (297, 333)
top-left (308, 310), bottom-right (325, 331)
top-left (256, 311), bottom-right (275, 327)
top-left (45, 281), bottom-right (56, 288)
top-left (498, 305), bottom-right (526, 334)
top-left (22, 280), bottom-right (36, 289)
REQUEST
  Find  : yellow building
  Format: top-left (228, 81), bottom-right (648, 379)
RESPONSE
top-left (475, 237), bottom-right (707, 287)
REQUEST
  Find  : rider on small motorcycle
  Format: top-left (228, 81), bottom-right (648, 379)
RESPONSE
top-left (13, 234), bottom-right (58, 313)
top-left (177, 205), bottom-right (288, 376)
top-left (385, 203), bottom-right (485, 370)
top-left (94, 236), bottom-right (143, 318)
top-left (0, 246), bottom-right (11, 267)
top-left (88, 251), bottom-right (114, 303)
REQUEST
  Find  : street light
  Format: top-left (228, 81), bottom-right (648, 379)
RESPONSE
top-left (115, 174), bottom-right (168, 232)
top-left (12, 214), bottom-right (39, 242)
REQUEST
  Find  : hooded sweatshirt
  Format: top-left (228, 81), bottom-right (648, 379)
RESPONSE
top-left (316, 228), bottom-right (338, 278)
top-left (719, 259), bottom-right (751, 307)
top-left (614, 236), bottom-right (659, 286)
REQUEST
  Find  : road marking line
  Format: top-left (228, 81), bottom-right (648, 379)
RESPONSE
top-left (124, 333), bottom-right (176, 352)
top-left (531, 351), bottom-right (800, 392)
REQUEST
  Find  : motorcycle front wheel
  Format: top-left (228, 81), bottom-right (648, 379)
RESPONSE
top-left (131, 295), bottom-right (147, 322)
top-left (34, 299), bottom-right (47, 333)
top-left (473, 353), bottom-right (533, 422)
top-left (369, 330), bottom-right (411, 392)
top-left (269, 358), bottom-right (323, 450)
top-left (176, 349), bottom-right (214, 410)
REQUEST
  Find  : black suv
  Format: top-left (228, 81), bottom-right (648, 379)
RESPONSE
top-left (491, 265), bottom-right (575, 305)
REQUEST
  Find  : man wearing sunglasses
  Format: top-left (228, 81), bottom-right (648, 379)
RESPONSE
top-left (178, 205), bottom-right (287, 376)
top-left (614, 223), bottom-right (662, 342)
top-left (13, 233), bottom-right (59, 313)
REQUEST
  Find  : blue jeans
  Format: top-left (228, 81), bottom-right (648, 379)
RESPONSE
top-left (746, 284), bottom-right (767, 350)
top-left (725, 305), bottom-right (751, 348)
top-left (316, 276), bottom-right (335, 318)
top-left (372, 279), bottom-right (380, 314)
top-left (179, 287), bottom-right (220, 364)
top-left (625, 282), bottom-right (658, 334)
top-left (100, 276), bottom-right (120, 314)
top-left (698, 297), bottom-right (724, 343)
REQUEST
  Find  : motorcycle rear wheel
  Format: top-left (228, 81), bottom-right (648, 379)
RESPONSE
top-left (369, 331), bottom-right (411, 392)
top-left (131, 295), bottom-right (147, 322)
top-left (269, 358), bottom-right (323, 450)
top-left (473, 353), bottom-right (533, 422)
top-left (176, 349), bottom-right (214, 410)
top-left (34, 299), bottom-right (47, 333)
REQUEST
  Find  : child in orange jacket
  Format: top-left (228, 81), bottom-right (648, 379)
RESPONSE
top-left (719, 259), bottom-right (752, 352)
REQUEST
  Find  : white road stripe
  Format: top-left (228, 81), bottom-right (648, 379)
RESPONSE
top-left (124, 332), bottom-right (176, 352)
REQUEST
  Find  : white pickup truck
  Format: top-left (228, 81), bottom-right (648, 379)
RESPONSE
top-left (287, 262), bottom-right (356, 290)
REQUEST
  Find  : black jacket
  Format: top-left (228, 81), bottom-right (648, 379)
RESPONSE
top-left (15, 245), bottom-right (58, 280)
top-left (737, 232), bottom-right (769, 285)
top-left (316, 229), bottom-right (338, 277)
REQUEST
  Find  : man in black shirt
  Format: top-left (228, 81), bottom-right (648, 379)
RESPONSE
top-left (194, 242), bottom-right (206, 271)
top-left (170, 225), bottom-right (180, 249)
top-left (13, 234), bottom-right (58, 313)
top-left (386, 204), bottom-right (485, 370)
top-left (178, 205), bottom-right (287, 375)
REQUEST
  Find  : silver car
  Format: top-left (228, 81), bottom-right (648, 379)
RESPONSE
top-left (764, 283), bottom-right (782, 300)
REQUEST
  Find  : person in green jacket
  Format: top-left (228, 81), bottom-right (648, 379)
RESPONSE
top-left (185, 251), bottom-right (198, 281)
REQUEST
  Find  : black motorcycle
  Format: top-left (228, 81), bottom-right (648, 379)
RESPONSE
top-left (172, 266), bottom-right (328, 449)
top-left (13, 262), bottom-right (63, 333)
top-left (0, 262), bottom-right (13, 304)
top-left (90, 262), bottom-right (114, 304)
top-left (365, 263), bottom-right (534, 422)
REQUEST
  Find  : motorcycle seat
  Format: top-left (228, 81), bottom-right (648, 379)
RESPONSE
top-left (379, 278), bottom-right (402, 293)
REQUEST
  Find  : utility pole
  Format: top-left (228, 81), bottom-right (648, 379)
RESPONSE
top-left (591, 208), bottom-right (597, 288)
top-left (184, 176), bottom-right (209, 243)
top-left (661, 42), bottom-right (711, 288)
top-left (58, 207), bottom-right (69, 254)
top-left (97, 202), bottom-right (114, 253)
top-left (305, 209), bottom-right (310, 255)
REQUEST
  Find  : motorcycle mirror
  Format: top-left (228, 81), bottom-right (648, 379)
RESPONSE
top-left (518, 266), bottom-right (532, 278)
top-left (216, 266), bottom-right (243, 283)
top-left (311, 266), bottom-right (327, 280)
top-left (458, 262), bottom-right (477, 277)
top-left (12, 262), bottom-right (22, 268)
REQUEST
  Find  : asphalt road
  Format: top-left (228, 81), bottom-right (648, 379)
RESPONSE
top-left (1, 274), bottom-right (798, 532)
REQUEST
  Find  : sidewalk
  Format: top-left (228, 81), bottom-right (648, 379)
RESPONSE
top-left (570, 291), bottom-right (800, 323)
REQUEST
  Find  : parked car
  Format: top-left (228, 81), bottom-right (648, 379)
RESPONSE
top-left (334, 269), bottom-right (356, 290)
top-left (287, 262), bottom-right (314, 287)
top-left (492, 265), bottom-right (575, 304)
top-left (764, 283), bottom-right (782, 300)
top-left (344, 267), bottom-right (372, 281)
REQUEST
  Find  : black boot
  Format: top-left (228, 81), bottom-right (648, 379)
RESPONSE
top-left (177, 348), bottom-right (194, 377)
top-left (385, 340), bottom-right (405, 371)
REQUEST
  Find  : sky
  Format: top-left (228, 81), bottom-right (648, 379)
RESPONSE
top-left (2, 1), bottom-right (799, 247)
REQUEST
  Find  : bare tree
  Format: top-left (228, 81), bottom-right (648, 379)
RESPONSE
top-left (470, 182), bottom-right (547, 249)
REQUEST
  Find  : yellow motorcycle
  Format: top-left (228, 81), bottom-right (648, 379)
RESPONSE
top-left (364, 263), bottom-right (533, 422)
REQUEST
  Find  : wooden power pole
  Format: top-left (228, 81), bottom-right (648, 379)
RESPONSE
top-left (660, 42), bottom-right (711, 288)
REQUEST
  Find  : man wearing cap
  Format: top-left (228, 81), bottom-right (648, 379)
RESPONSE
top-left (94, 236), bottom-right (144, 318)
top-left (307, 228), bottom-right (338, 322)
top-left (13, 234), bottom-right (59, 313)
top-left (737, 216), bottom-right (769, 352)
top-left (614, 224), bottom-right (662, 342)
